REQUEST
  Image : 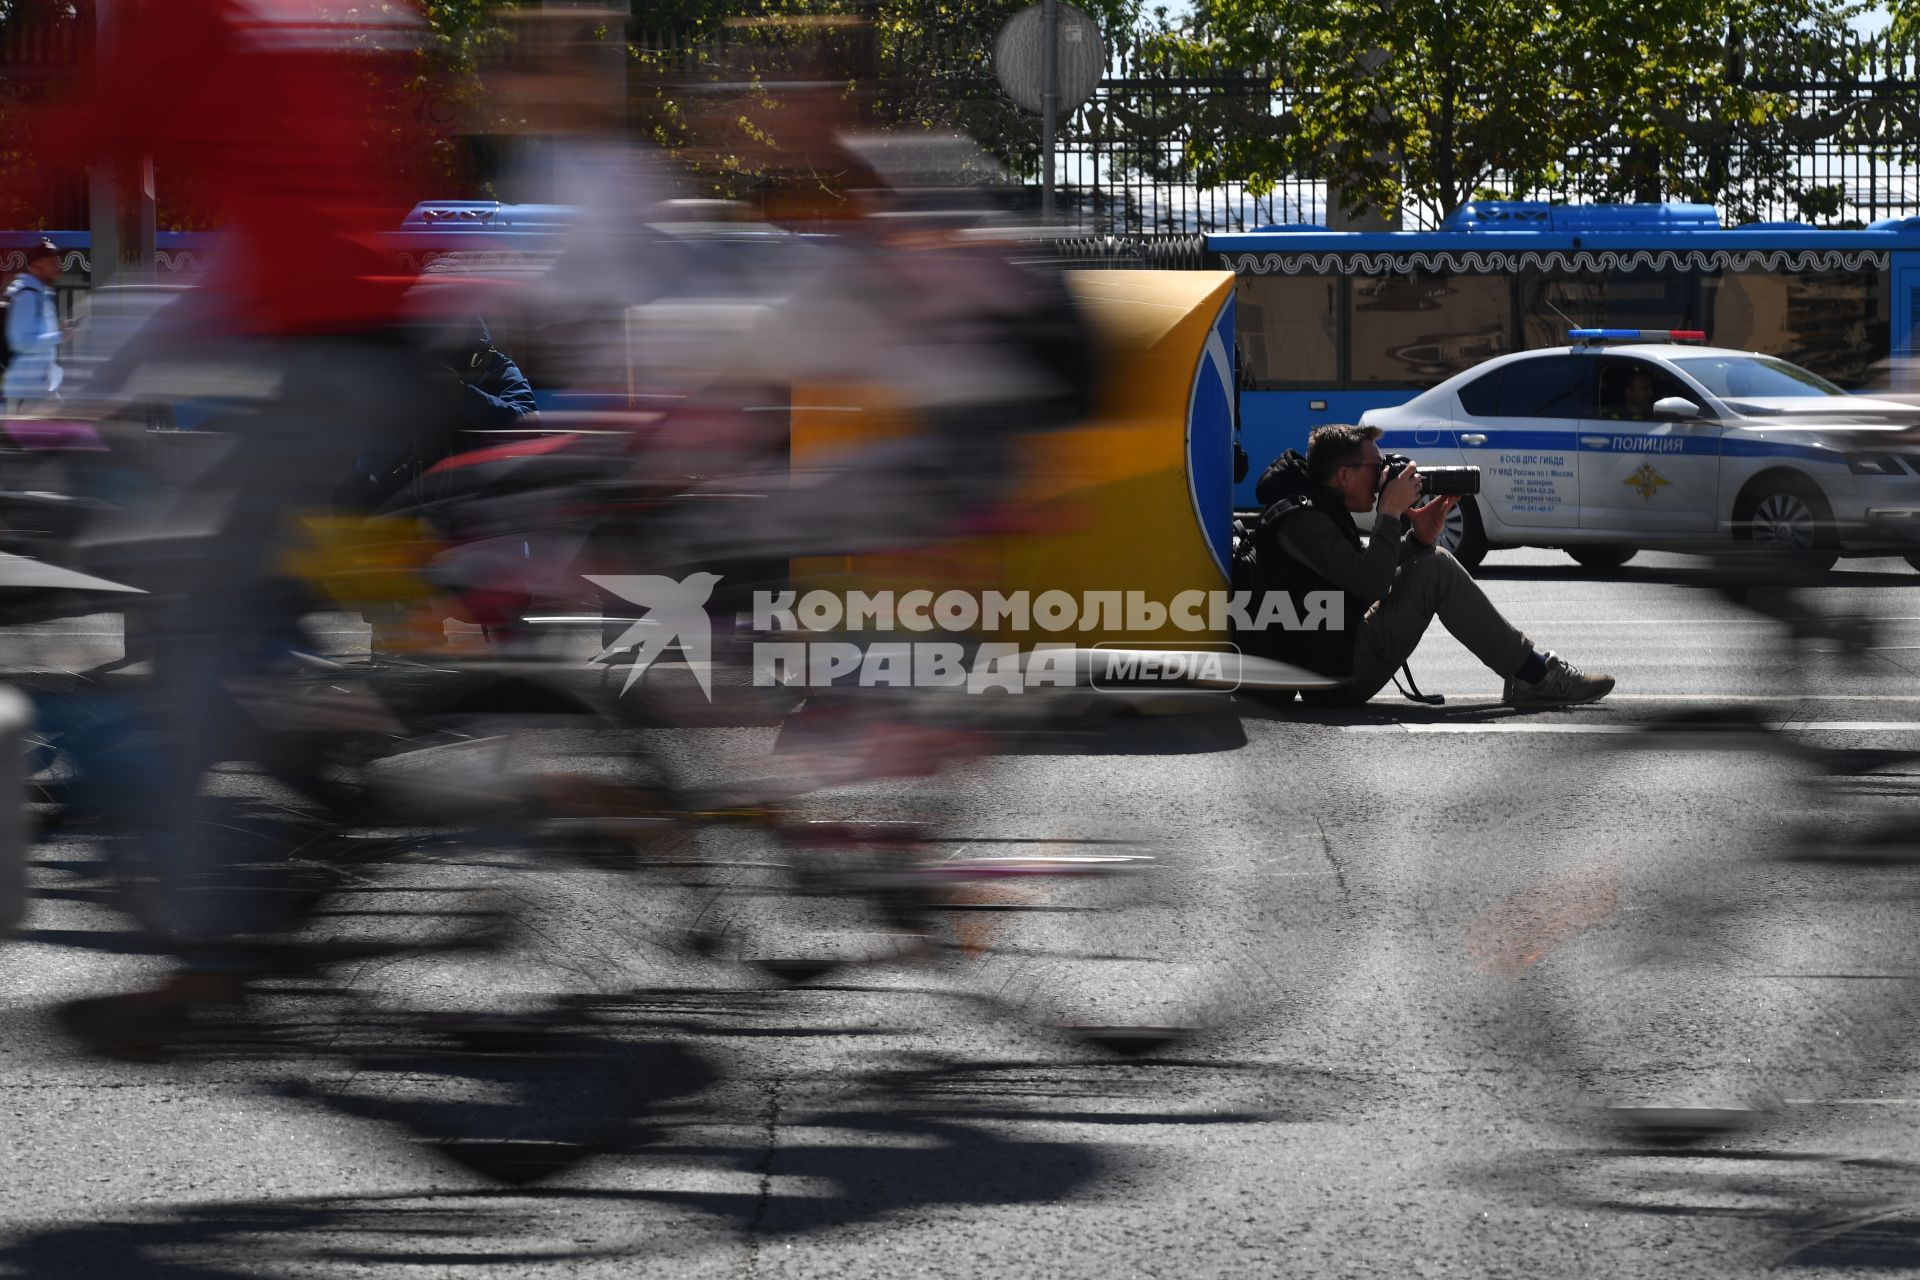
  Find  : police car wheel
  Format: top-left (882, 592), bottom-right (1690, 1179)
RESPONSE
top-left (1736, 475), bottom-right (1838, 573)
top-left (1566, 545), bottom-right (1638, 571)
top-left (1436, 497), bottom-right (1487, 568)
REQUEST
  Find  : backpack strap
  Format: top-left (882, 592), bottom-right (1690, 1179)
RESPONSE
top-left (1253, 493), bottom-right (1309, 536)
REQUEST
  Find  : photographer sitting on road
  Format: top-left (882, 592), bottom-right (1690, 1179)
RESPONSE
top-left (1251, 424), bottom-right (1615, 707)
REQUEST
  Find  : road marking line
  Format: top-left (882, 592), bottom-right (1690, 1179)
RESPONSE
top-left (1345, 721), bottom-right (1920, 734)
top-left (1347, 724), bottom-right (1632, 734)
top-left (1348, 695), bottom-right (1920, 704)
top-left (1606, 694), bottom-right (1920, 702)
top-left (1511, 617), bottom-right (1920, 625)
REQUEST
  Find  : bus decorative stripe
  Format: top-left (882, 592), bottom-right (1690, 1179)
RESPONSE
top-left (1226, 249), bottom-right (1890, 276)
top-left (1, 251), bottom-right (91, 275)
top-left (1, 250), bottom-right (203, 275)
top-left (400, 251), bottom-right (553, 274)
top-left (0, 246), bottom-right (527, 276)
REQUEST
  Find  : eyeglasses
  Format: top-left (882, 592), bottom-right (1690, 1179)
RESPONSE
top-left (1343, 460), bottom-right (1388, 476)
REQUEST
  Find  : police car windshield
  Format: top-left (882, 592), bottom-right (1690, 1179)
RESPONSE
top-left (1669, 355), bottom-right (1845, 399)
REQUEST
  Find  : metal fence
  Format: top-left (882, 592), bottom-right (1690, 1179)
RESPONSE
top-left (12, 15), bottom-right (1920, 237)
top-left (627, 24), bottom-right (1920, 235)
top-left (1039, 29), bottom-right (1920, 234)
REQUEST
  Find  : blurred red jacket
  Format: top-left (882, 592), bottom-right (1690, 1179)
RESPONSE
top-left (37, 0), bottom-right (440, 336)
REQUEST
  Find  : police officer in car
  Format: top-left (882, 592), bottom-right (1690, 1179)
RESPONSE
top-left (1250, 423), bottom-right (1615, 707)
top-left (1602, 366), bottom-right (1659, 421)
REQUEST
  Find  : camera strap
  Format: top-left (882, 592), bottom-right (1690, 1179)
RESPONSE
top-left (1392, 662), bottom-right (1445, 706)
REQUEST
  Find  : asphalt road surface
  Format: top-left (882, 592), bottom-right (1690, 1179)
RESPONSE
top-left (9, 548), bottom-right (1920, 1278)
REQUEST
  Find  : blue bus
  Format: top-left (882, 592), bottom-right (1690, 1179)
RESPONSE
top-left (1, 229), bottom-right (215, 320)
top-left (3, 211), bottom-right (590, 415)
top-left (4, 214), bottom-right (563, 338)
top-left (1208, 201), bottom-right (1918, 508)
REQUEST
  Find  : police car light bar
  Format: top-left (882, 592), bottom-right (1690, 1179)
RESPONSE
top-left (1569, 328), bottom-right (1707, 343)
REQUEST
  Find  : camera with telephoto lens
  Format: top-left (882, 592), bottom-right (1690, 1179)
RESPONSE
top-left (1381, 452), bottom-right (1481, 498)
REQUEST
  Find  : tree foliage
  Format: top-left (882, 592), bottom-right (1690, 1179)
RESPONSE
top-left (1144, 0), bottom-right (1867, 225)
top-left (7, 0), bottom-right (1891, 230)
top-left (1890, 0), bottom-right (1919, 42)
top-left (627, 0), bottom-right (1141, 202)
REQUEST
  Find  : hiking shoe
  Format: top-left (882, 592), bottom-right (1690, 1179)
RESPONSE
top-left (1503, 651), bottom-right (1614, 708)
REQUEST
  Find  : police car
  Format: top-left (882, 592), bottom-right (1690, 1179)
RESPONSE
top-left (1359, 330), bottom-right (1920, 572)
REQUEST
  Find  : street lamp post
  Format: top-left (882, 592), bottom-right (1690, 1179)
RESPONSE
top-left (87, 0), bottom-right (156, 286)
top-left (87, 1), bottom-right (118, 290)
top-left (1041, 0), bottom-right (1058, 221)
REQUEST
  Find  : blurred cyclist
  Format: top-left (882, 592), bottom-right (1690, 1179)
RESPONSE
top-left (22, 0), bottom-right (450, 1054)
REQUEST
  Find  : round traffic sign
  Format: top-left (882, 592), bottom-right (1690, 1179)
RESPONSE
top-left (993, 2), bottom-right (1106, 116)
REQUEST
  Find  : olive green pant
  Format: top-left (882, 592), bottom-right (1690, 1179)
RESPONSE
top-left (1327, 547), bottom-right (1534, 704)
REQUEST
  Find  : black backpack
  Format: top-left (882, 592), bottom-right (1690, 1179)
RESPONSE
top-left (1228, 507), bottom-right (1293, 662)
top-left (1229, 516), bottom-right (1256, 593)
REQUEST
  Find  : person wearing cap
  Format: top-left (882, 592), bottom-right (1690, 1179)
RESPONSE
top-left (4, 238), bottom-right (67, 413)
top-left (435, 315), bottom-right (538, 437)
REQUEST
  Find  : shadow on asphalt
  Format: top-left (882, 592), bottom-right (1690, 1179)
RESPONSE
top-left (1464, 1144), bottom-right (1920, 1271)
top-left (0, 1033), bottom-right (1338, 1277)
top-left (1232, 692), bottom-right (1598, 728)
top-left (989, 707), bottom-right (1250, 755)
top-left (768, 701), bottom-right (1253, 758)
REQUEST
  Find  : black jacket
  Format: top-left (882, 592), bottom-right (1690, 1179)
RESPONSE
top-left (444, 319), bottom-right (537, 433)
top-left (457, 348), bottom-right (537, 431)
top-left (1244, 451), bottom-right (1368, 677)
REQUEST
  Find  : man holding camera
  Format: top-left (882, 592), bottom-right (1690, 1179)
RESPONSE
top-left (1251, 423), bottom-right (1615, 707)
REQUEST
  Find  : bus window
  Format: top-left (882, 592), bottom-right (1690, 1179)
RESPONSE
top-left (1346, 270), bottom-right (1508, 388)
top-left (1704, 269), bottom-right (1888, 390)
top-left (1519, 268), bottom-right (1702, 349)
top-left (1234, 273), bottom-right (1337, 388)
